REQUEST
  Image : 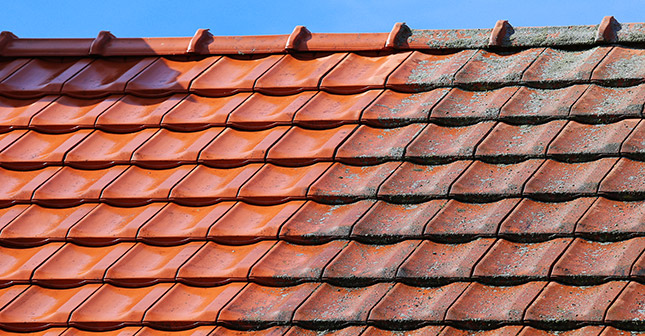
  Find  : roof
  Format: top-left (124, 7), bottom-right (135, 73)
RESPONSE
top-left (0, 16), bottom-right (643, 336)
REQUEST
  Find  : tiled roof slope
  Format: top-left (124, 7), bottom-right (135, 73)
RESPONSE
top-left (0, 16), bottom-right (643, 336)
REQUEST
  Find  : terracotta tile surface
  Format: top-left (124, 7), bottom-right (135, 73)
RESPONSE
top-left (361, 89), bottom-right (449, 127)
top-left (160, 93), bottom-right (250, 131)
top-left (3, 25), bottom-right (645, 335)
top-left (320, 52), bottom-right (411, 94)
top-left (387, 50), bottom-right (477, 91)
top-left (335, 124), bottom-right (424, 165)
top-left (191, 55), bottom-right (283, 96)
top-left (125, 57), bottom-right (216, 97)
top-left (256, 53), bottom-right (347, 95)
top-left (295, 90), bottom-right (381, 128)
top-left (294, 283), bottom-right (393, 328)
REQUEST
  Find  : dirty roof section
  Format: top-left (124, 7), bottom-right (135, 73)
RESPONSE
top-left (0, 16), bottom-right (643, 336)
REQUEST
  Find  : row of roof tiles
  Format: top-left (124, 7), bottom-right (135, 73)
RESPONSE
top-left (0, 196), bottom-right (641, 247)
top-left (0, 281), bottom-right (642, 331)
top-left (3, 157), bottom-right (645, 206)
top-left (3, 46), bottom-right (645, 100)
top-left (3, 118), bottom-right (645, 170)
top-left (0, 325), bottom-right (641, 336)
top-left (3, 83), bottom-right (645, 136)
top-left (1, 237), bottom-right (642, 287)
top-left (1, 16), bottom-right (644, 56)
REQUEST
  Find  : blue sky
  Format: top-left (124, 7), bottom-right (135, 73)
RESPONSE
top-left (3, 0), bottom-right (644, 37)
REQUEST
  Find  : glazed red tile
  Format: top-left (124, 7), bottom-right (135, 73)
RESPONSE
top-left (125, 57), bottom-right (216, 97)
top-left (369, 282), bottom-right (468, 327)
top-left (308, 162), bottom-right (401, 203)
top-left (131, 127), bottom-right (222, 168)
top-left (294, 283), bottom-right (393, 327)
top-left (454, 48), bottom-right (543, 88)
top-left (335, 124), bottom-right (425, 165)
top-left (70, 283), bottom-right (173, 330)
top-left (284, 326), bottom-right (366, 336)
top-left (211, 326), bottom-right (289, 336)
top-left (33, 166), bottom-right (127, 207)
top-left (255, 53), bottom-right (347, 95)
top-left (499, 198), bottom-right (595, 240)
top-left (238, 163), bottom-right (331, 204)
top-left (218, 283), bottom-right (319, 328)
top-left (351, 200), bottom-right (445, 243)
top-left (0, 59), bottom-right (30, 82)
top-left (439, 326), bottom-right (524, 336)
top-left (64, 129), bottom-right (157, 169)
top-left (0, 243), bottom-right (63, 286)
top-left (0, 284), bottom-right (100, 331)
top-left (0, 130), bottom-right (26, 153)
top-left (177, 241), bottom-right (275, 286)
top-left (473, 238), bottom-right (572, 282)
top-left (0, 285), bottom-right (29, 315)
top-left (101, 165), bottom-right (194, 206)
top-left (294, 90), bottom-right (381, 129)
top-left (548, 120), bottom-right (638, 160)
top-left (191, 55), bottom-right (283, 96)
top-left (250, 240), bottom-right (346, 285)
top-left (499, 86), bottom-right (587, 123)
top-left (570, 85), bottom-right (645, 122)
top-left (227, 92), bottom-right (315, 130)
top-left (0, 58), bottom-right (91, 98)
top-left (524, 158), bottom-right (618, 200)
top-left (431, 87), bottom-right (518, 123)
top-left (450, 160), bottom-right (543, 201)
top-left (199, 127), bottom-right (288, 168)
top-left (208, 201), bottom-right (304, 244)
top-left (322, 240), bottom-right (420, 285)
top-left (397, 239), bottom-right (495, 284)
top-left (170, 164), bottom-right (261, 205)
top-left (0, 96), bottom-right (57, 132)
top-left (104, 242), bottom-right (202, 286)
top-left (387, 50), bottom-right (477, 91)
top-left (137, 202), bottom-right (233, 245)
top-left (605, 281), bottom-right (645, 328)
top-left (379, 161), bottom-right (471, 202)
top-left (576, 198), bottom-right (645, 240)
top-left (0, 130), bottom-right (91, 169)
top-left (517, 326), bottom-right (605, 336)
top-left (599, 158), bottom-right (645, 199)
top-left (160, 93), bottom-right (250, 131)
top-left (279, 200), bottom-right (375, 244)
top-left (267, 125), bottom-right (355, 166)
top-left (0, 204), bottom-right (95, 246)
top-left (362, 326), bottom-right (444, 336)
top-left (136, 327), bottom-right (214, 336)
top-left (60, 327), bottom-right (143, 336)
top-left (446, 282), bottom-right (546, 327)
top-left (62, 58), bottom-right (156, 97)
top-left (525, 281), bottom-right (628, 327)
top-left (551, 238), bottom-right (644, 281)
top-left (95, 94), bottom-right (185, 133)
top-left (32, 243), bottom-right (133, 288)
top-left (30, 96), bottom-right (120, 133)
top-left (406, 122), bottom-right (495, 164)
top-left (144, 283), bottom-right (245, 330)
top-left (361, 89), bottom-right (449, 127)
top-left (67, 203), bottom-right (165, 246)
top-left (523, 47), bottom-right (611, 85)
top-left (475, 121), bottom-right (566, 161)
top-left (425, 199), bottom-right (520, 240)
top-left (622, 121), bottom-right (645, 159)
top-left (320, 52), bottom-right (411, 94)
top-left (592, 46), bottom-right (645, 85)
top-left (0, 204), bottom-right (29, 233)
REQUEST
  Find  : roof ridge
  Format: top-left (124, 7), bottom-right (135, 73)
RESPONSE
top-left (2, 16), bottom-right (644, 57)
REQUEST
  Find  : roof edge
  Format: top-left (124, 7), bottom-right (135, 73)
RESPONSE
top-left (2, 16), bottom-right (644, 57)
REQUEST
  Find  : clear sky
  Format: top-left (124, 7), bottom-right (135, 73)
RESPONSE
top-left (3, 0), bottom-right (645, 38)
